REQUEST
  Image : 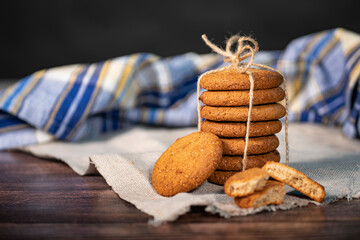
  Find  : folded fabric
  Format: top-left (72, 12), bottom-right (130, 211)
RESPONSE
top-left (1, 28), bottom-right (359, 150)
top-left (277, 28), bottom-right (360, 138)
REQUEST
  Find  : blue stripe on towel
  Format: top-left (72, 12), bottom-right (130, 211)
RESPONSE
top-left (2, 75), bottom-right (32, 110)
top-left (59, 62), bottom-right (105, 139)
top-left (48, 65), bottom-right (89, 134)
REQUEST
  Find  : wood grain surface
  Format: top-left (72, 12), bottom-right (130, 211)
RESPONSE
top-left (0, 151), bottom-right (359, 240)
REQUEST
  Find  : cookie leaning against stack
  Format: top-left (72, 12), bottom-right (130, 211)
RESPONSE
top-left (199, 68), bottom-right (286, 185)
top-left (152, 131), bottom-right (223, 197)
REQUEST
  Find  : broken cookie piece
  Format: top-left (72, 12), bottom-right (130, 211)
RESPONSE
top-left (262, 161), bottom-right (325, 202)
top-left (234, 180), bottom-right (285, 208)
top-left (224, 168), bottom-right (269, 197)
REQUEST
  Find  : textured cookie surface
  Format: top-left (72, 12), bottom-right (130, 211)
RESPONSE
top-left (200, 87), bottom-right (285, 106)
top-left (200, 68), bottom-right (283, 90)
top-left (221, 135), bottom-right (279, 155)
top-left (200, 103), bottom-right (286, 122)
top-left (224, 168), bottom-right (269, 197)
top-left (218, 150), bottom-right (280, 171)
top-left (234, 180), bottom-right (285, 208)
top-left (201, 120), bottom-right (282, 137)
top-left (152, 131), bottom-right (223, 197)
top-left (262, 161), bottom-right (326, 202)
top-left (208, 170), bottom-right (239, 185)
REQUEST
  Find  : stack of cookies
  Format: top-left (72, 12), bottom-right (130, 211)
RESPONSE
top-left (199, 68), bottom-right (286, 185)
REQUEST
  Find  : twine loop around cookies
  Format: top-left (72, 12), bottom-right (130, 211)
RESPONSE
top-left (197, 34), bottom-right (289, 169)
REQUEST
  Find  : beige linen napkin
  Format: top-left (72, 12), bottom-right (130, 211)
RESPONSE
top-left (20, 124), bottom-right (360, 225)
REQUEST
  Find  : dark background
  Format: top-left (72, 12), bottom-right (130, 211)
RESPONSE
top-left (0, 0), bottom-right (359, 78)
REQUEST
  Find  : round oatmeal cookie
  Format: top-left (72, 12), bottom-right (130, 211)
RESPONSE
top-left (201, 120), bottom-right (282, 137)
top-left (200, 103), bottom-right (286, 122)
top-left (152, 131), bottom-right (223, 197)
top-left (200, 68), bottom-right (283, 90)
top-left (217, 150), bottom-right (280, 171)
top-left (221, 135), bottom-right (279, 155)
top-left (199, 87), bottom-right (285, 106)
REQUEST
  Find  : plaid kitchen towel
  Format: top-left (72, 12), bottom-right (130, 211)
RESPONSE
top-left (0, 28), bottom-right (359, 150)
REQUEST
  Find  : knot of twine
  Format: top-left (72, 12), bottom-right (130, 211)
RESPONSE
top-left (201, 34), bottom-right (259, 72)
top-left (197, 35), bottom-right (289, 169)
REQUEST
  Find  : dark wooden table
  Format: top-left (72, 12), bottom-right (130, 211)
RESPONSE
top-left (1, 151), bottom-right (359, 240)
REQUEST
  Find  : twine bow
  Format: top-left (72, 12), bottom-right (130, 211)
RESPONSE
top-left (201, 35), bottom-right (259, 73)
top-left (197, 35), bottom-right (289, 169)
